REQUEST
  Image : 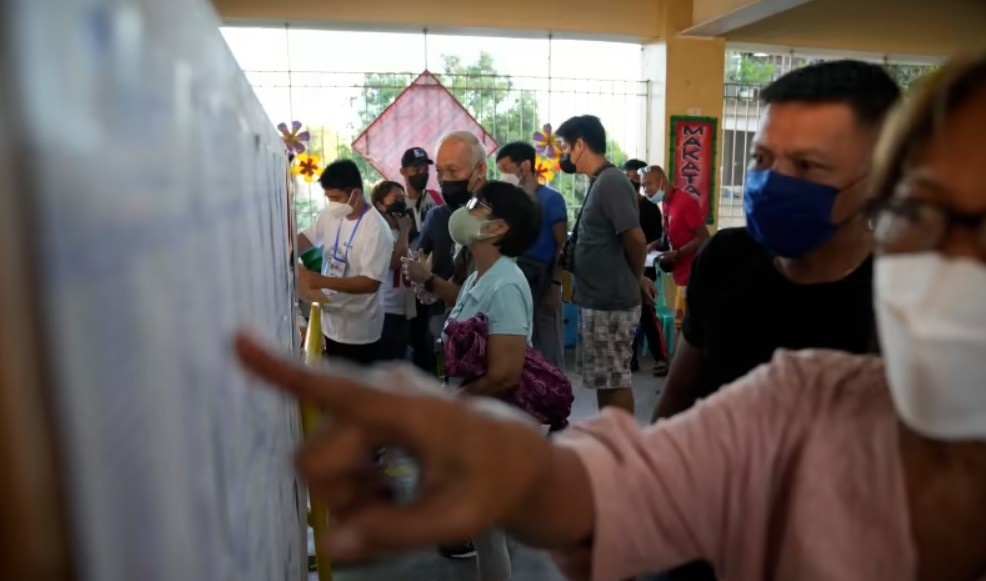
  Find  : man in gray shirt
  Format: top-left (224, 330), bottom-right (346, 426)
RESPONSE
top-left (557, 115), bottom-right (650, 414)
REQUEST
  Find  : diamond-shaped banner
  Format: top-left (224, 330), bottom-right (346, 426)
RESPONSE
top-left (352, 71), bottom-right (499, 192)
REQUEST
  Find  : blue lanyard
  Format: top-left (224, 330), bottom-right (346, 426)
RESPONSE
top-left (332, 206), bottom-right (367, 261)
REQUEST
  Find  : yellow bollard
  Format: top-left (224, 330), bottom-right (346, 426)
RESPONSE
top-left (301, 303), bottom-right (332, 581)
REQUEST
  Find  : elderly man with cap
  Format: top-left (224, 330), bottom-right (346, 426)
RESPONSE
top-left (400, 146), bottom-right (445, 237)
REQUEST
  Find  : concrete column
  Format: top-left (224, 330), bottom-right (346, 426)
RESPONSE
top-left (641, 5), bottom-right (726, 230)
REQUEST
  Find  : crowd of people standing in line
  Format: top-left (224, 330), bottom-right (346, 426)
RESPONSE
top-left (282, 52), bottom-right (986, 581)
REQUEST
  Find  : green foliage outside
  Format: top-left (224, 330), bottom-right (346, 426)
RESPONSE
top-left (725, 52), bottom-right (779, 86)
top-left (726, 51), bottom-right (940, 92)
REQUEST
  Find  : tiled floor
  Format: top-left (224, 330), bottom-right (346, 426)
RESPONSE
top-left (312, 351), bottom-right (667, 581)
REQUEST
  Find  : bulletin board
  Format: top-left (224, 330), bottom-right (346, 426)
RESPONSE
top-left (1, 0), bottom-right (305, 580)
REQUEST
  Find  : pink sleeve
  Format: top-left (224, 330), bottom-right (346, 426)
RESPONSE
top-left (553, 356), bottom-right (810, 581)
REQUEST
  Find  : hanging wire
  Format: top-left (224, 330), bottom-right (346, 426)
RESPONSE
top-left (546, 33), bottom-right (553, 121)
top-left (423, 28), bottom-right (429, 72)
top-left (284, 23), bottom-right (294, 121)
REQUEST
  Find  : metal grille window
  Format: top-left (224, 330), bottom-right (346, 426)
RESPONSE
top-left (223, 27), bottom-right (648, 231)
top-left (719, 51), bottom-right (938, 228)
top-left (244, 70), bottom-right (648, 229)
top-left (718, 50), bottom-right (941, 230)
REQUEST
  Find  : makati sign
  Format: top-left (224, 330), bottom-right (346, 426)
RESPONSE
top-left (668, 116), bottom-right (718, 225)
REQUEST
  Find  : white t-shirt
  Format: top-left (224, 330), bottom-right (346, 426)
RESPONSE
top-left (380, 228), bottom-right (416, 318)
top-left (301, 205), bottom-right (394, 344)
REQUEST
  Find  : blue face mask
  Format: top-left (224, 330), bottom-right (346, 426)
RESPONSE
top-left (743, 169), bottom-right (841, 258)
top-left (647, 188), bottom-right (665, 205)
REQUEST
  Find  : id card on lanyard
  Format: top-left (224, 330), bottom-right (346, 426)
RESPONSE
top-left (327, 208), bottom-right (367, 280)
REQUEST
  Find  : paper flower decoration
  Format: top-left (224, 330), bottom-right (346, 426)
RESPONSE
top-left (278, 121), bottom-right (311, 154)
top-left (534, 155), bottom-right (559, 184)
top-left (292, 153), bottom-right (322, 183)
top-left (533, 123), bottom-right (560, 160)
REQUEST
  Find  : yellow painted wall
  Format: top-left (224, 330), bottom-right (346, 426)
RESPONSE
top-left (640, 0), bottom-right (725, 228)
top-left (214, 0), bottom-right (981, 58)
top-left (726, 0), bottom-right (986, 57)
top-left (212, 0), bottom-right (666, 40)
top-left (665, 36), bottom-right (726, 230)
top-left (664, 37), bottom-right (726, 127)
top-left (692, 0), bottom-right (758, 24)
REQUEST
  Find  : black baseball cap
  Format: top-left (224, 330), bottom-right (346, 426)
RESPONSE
top-left (401, 147), bottom-right (434, 168)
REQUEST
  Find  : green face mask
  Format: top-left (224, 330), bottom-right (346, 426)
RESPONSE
top-left (448, 207), bottom-right (494, 246)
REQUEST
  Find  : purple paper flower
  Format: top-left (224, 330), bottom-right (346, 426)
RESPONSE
top-left (278, 120), bottom-right (311, 154)
top-left (533, 123), bottom-right (560, 160)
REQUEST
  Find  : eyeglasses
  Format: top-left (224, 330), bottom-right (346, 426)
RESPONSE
top-left (868, 197), bottom-right (986, 253)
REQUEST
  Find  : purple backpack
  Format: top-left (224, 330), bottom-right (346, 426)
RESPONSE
top-left (444, 313), bottom-right (573, 430)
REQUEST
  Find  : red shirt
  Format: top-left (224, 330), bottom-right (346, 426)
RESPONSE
top-left (662, 187), bottom-right (704, 286)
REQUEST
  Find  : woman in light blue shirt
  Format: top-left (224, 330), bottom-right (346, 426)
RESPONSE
top-left (439, 180), bottom-right (541, 580)
top-left (444, 181), bottom-right (541, 396)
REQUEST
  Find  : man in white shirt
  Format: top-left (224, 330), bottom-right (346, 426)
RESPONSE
top-left (297, 159), bottom-right (395, 365)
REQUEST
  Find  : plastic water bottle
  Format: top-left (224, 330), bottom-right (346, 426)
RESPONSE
top-left (414, 282), bottom-right (439, 305)
top-left (402, 251), bottom-right (439, 305)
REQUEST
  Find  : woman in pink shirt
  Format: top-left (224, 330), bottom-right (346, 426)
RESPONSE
top-left (235, 53), bottom-right (986, 581)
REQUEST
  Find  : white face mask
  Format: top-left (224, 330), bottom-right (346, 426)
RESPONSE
top-left (875, 253), bottom-right (986, 441)
top-left (498, 172), bottom-right (520, 186)
top-left (648, 187), bottom-right (666, 205)
top-left (325, 192), bottom-right (354, 219)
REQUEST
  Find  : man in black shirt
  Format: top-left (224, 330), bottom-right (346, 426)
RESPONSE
top-left (623, 158), bottom-right (666, 242)
top-left (649, 60), bottom-right (901, 581)
top-left (623, 159), bottom-right (669, 375)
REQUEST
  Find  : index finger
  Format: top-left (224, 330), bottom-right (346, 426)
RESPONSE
top-left (234, 332), bottom-right (391, 420)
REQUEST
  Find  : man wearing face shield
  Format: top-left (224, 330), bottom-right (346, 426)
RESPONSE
top-left (651, 60), bottom-right (901, 580)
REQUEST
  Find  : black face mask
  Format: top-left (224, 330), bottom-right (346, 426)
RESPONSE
top-left (440, 180), bottom-right (472, 209)
top-left (630, 181), bottom-right (641, 192)
top-left (385, 200), bottom-right (408, 215)
top-left (559, 153), bottom-right (577, 175)
top-left (408, 174), bottom-right (429, 193)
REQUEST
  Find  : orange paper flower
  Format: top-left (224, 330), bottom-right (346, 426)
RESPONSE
top-left (534, 155), bottom-right (559, 184)
top-left (292, 153), bottom-right (322, 183)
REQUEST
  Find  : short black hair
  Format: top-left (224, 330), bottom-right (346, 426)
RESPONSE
top-left (621, 159), bottom-right (647, 172)
top-left (760, 60), bottom-right (902, 127)
top-left (496, 142), bottom-right (537, 170)
top-left (480, 181), bottom-right (541, 257)
top-left (556, 115), bottom-right (607, 154)
top-left (318, 159), bottom-right (363, 191)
